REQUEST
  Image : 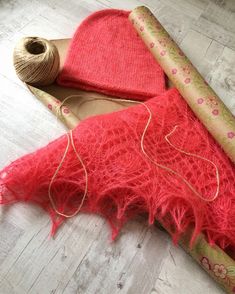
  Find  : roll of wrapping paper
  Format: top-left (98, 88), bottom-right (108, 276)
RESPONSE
top-left (27, 85), bottom-right (80, 129)
top-left (129, 6), bottom-right (235, 293)
top-left (30, 81), bottom-right (235, 293)
top-left (179, 230), bottom-right (235, 293)
top-left (129, 6), bottom-right (235, 164)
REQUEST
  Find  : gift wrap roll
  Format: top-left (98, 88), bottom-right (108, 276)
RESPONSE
top-left (28, 85), bottom-right (80, 129)
top-left (129, 6), bottom-right (235, 164)
top-left (180, 231), bottom-right (235, 293)
top-left (129, 6), bottom-right (235, 293)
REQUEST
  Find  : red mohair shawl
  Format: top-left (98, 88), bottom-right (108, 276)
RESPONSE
top-left (0, 88), bottom-right (235, 255)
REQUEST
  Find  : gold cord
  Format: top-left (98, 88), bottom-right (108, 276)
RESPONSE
top-left (48, 130), bottom-right (88, 218)
top-left (49, 94), bottom-right (220, 218)
top-left (165, 126), bottom-right (220, 201)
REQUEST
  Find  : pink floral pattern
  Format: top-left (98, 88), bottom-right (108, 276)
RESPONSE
top-left (206, 96), bottom-right (219, 108)
top-left (149, 42), bottom-right (155, 48)
top-left (48, 104), bottom-right (52, 110)
top-left (137, 15), bottom-right (145, 22)
top-left (213, 264), bottom-right (227, 279)
top-left (171, 68), bottom-right (177, 75)
top-left (228, 132), bottom-right (235, 139)
top-left (184, 78), bottom-right (191, 84)
top-left (158, 39), bottom-right (167, 47)
top-left (182, 65), bottom-right (191, 75)
top-left (160, 50), bottom-right (166, 56)
top-left (201, 257), bottom-right (211, 270)
top-left (197, 98), bottom-right (204, 105)
top-left (212, 109), bottom-right (219, 116)
top-left (63, 107), bottom-right (70, 114)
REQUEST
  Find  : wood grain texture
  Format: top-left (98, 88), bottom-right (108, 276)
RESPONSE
top-left (1, 0), bottom-right (234, 293)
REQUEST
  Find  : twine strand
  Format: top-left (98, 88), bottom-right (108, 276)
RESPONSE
top-left (48, 130), bottom-right (88, 218)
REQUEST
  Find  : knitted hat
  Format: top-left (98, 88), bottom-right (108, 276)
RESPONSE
top-left (57, 9), bottom-right (166, 100)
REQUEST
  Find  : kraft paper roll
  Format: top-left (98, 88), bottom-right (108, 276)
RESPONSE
top-left (129, 6), bottom-right (235, 164)
top-left (27, 85), bottom-right (80, 129)
top-left (180, 230), bottom-right (235, 294)
top-left (130, 7), bottom-right (235, 293)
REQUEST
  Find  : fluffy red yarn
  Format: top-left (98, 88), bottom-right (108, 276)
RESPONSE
top-left (57, 9), bottom-right (166, 100)
top-left (0, 88), bottom-right (235, 254)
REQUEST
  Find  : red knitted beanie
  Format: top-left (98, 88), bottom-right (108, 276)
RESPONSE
top-left (57, 9), bottom-right (166, 100)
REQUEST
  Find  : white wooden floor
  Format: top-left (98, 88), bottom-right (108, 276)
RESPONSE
top-left (0, 0), bottom-right (235, 293)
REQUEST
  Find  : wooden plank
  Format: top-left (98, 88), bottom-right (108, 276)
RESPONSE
top-left (62, 221), bottom-right (169, 294)
top-left (0, 215), bottom-right (105, 293)
top-left (154, 0), bottom-right (209, 19)
top-left (155, 5), bottom-right (195, 43)
top-left (153, 241), bottom-right (224, 294)
top-left (201, 1), bottom-right (235, 32)
top-left (0, 221), bottom-right (23, 265)
top-left (206, 46), bottom-right (235, 115)
top-left (193, 1), bottom-right (235, 50)
top-left (180, 29), bottom-right (212, 72)
top-left (0, 0), bottom-right (45, 43)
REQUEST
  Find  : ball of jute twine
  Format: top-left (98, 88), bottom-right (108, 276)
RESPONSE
top-left (13, 37), bottom-right (60, 86)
